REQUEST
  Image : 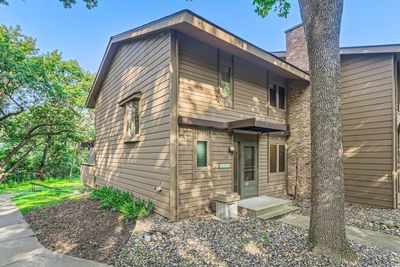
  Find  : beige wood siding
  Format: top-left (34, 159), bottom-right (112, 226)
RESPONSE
top-left (94, 32), bottom-right (172, 218)
top-left (178, 33), bottom-right (287, 124)
top-left (341, 54), bottom-right (395, 208)
top-left (178, 126), bottom-right (233, 218)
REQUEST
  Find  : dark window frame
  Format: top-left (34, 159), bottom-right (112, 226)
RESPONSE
top-left (196, 140), bottom-right (209, 169)
top-left (218, 50), bottom-right (234, 108)
top-left (269, 83), bottom-right (286, 110)
top-left (269, 144), bottom-right (286, 173)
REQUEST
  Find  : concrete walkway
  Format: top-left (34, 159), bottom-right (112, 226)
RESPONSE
top-left (279, 214), bottom-right (400, 254)
top-left (0, 194), bottom-right (110, 267)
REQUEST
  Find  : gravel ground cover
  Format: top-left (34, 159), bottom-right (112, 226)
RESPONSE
top-left (25, 198), bottom-right (135, 265)
top-left (116, 215), bottom-right (400, 267)
top-left (296, 199), bottom-right (400, 237)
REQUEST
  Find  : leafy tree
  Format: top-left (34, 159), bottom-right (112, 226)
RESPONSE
top-left (253, 0), bottom-right (356, 261)
top-left (0, 25), bottom-right (94, 183)
top-left (0, 0), bottom-right (98, 9)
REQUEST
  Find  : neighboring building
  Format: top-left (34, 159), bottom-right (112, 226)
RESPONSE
top-left (81, 10), bottom-right (400, 221)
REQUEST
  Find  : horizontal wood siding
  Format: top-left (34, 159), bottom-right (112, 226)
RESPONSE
top-left (178, 126), bottom-right (233, 218)
top-left (341, 54), bottom-right (394, 208)
top-left (94, 32), bottom-right (171, 218)
top-left (178, 33), bottom-right (287, 124)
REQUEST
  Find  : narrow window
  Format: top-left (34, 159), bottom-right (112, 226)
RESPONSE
top-left (278, 145), bottom-right (286, 172)
top-left (278, 86), bottom-right (286, 109)
top-left (125, 99), bottom-right (140, 138)
top-left (196, 141), bottom-right (208, 168)
top-left (270, 84), bottom-right (277, 107)
top-left (220, 64), bottom-right (232, 97)
top-left (269, 145), bottom-right (277, 173)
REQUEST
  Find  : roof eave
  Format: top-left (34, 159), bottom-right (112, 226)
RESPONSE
top-left (85, 10), bottom-right (310, 108)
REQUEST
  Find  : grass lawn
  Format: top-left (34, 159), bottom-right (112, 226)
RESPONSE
top-left (0, 177), bottom-right (82, 194)
top-left (0, 177), bottom-right (85, 214)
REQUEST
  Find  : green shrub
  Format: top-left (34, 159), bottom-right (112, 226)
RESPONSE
top-left (90, 186), bottom-right (154, 222)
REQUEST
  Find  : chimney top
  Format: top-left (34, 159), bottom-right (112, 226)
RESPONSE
top-left (284, 23), bottom-right (303, 33)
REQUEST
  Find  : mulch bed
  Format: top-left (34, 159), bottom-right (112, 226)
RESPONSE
top-left (24, 197), bottom-right (135, 265)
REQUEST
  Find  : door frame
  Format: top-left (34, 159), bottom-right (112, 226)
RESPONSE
top-left (233, 133), bottom-right (259, 198)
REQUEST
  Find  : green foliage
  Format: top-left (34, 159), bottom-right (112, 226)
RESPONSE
top-left (9, 177), bottom-right (84, 214)
top-left (253, 0), bottom-right (291, 18)
top-left (0, 25), bottom-right (94, 183)
top-left (90, 186), bottom-right (154, 222)
top-left (0, 0), bottom-right (98, 9)
top-left (260, 233), bottom-right (270, 246)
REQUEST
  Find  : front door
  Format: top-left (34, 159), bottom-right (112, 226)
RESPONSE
top-left (239, 141), bottom-right (258, 197)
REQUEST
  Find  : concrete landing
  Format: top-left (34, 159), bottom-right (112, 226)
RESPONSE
top-left (0, 194), bottom-right (110, 267)
top-left (279, 214), bottom-right (400, 254)
top-left (238, 196), bottom-right (298, 219)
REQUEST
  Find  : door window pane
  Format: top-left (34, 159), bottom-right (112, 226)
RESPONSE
top-left (196, 141), bottom-right (208, 168)
top-left (270, 145), bottom-right (277, 173)
top-left (279, 145), bottom-right (285, 172)
top-left (270, 84), bottom-right (277, 107)
top-left (244, 146), bottom-right (255, 181)
top-left (279, 86), bottom-right (286, 109)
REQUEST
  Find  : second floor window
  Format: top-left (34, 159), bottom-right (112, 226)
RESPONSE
top-left (218, 51), bottom-right (233, 107)
top-left (125, 99), bottom-right (140, 138)
top-left (269, 83), bottom-right (286, 109)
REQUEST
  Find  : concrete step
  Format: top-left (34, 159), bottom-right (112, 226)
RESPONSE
top-left (257, 206), bottom-right (299, 220)
top-left (238, 196), bottom-right (294, 217)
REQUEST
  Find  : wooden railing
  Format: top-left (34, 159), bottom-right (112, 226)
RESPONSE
top-left (80, 164), bottom-right (95, 188)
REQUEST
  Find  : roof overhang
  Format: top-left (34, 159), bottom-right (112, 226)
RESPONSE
top-left (178, 116), bottom-right (289, 134)
top-left (340, 44), bottom-right (400, 55)
top-left (273, 44), bottom-right (400, 59)
top-left (86, 10), bottom-right (310, 108)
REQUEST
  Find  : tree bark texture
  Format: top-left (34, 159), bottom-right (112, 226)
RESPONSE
top-left (298, 0), bottom-right (356, 260)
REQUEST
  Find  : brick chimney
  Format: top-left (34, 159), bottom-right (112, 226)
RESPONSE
top-left (285, 24), bottom-right (309, 72)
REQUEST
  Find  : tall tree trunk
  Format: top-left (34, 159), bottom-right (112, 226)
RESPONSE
top-left (37, 134), bottom-right (52, 180)
top-left (298, 0), bottom-right (356, 260)
top-left (69, 143), bottom-right (78, 178)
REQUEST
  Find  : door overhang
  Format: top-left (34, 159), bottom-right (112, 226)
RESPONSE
top-left (178, 116), bottom-right (289, 134)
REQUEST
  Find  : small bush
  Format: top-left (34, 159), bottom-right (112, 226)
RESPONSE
top-left (90, 186), bottom-right (154, 222)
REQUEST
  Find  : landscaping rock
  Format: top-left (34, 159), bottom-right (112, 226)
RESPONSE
top-left (296, 199), bottom-right (400, 237)
top-left (116, 215), bottom-right (400, 267)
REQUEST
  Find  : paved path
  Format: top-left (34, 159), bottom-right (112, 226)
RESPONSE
top-left (0, 194), bottom-right (110, 267)
top-left (279, 214), bottom-right (400, 254)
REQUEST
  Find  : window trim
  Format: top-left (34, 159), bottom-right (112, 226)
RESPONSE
top-left (123, 97), bottom-right (141, 143)
top-left (269, 82), bottom-right (286, 110)
top-left (195, 139), bottom-right (210, 169)
top-left (218, 50), bottom-right (234, 108)
top-left (269, 144), bottom-right (286, 173)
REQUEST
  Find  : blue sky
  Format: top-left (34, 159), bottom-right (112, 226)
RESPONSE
top-left (1, 0), bottom-right (399, 73)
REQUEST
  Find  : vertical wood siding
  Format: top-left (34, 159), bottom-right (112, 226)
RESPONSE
top-left (341, 54), bottom-right (394, 207)
top-left (94, 32), bottom-right (172, 218)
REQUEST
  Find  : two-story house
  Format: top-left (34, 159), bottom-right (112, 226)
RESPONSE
top-left (81, 10), bottom-right (400, 221)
